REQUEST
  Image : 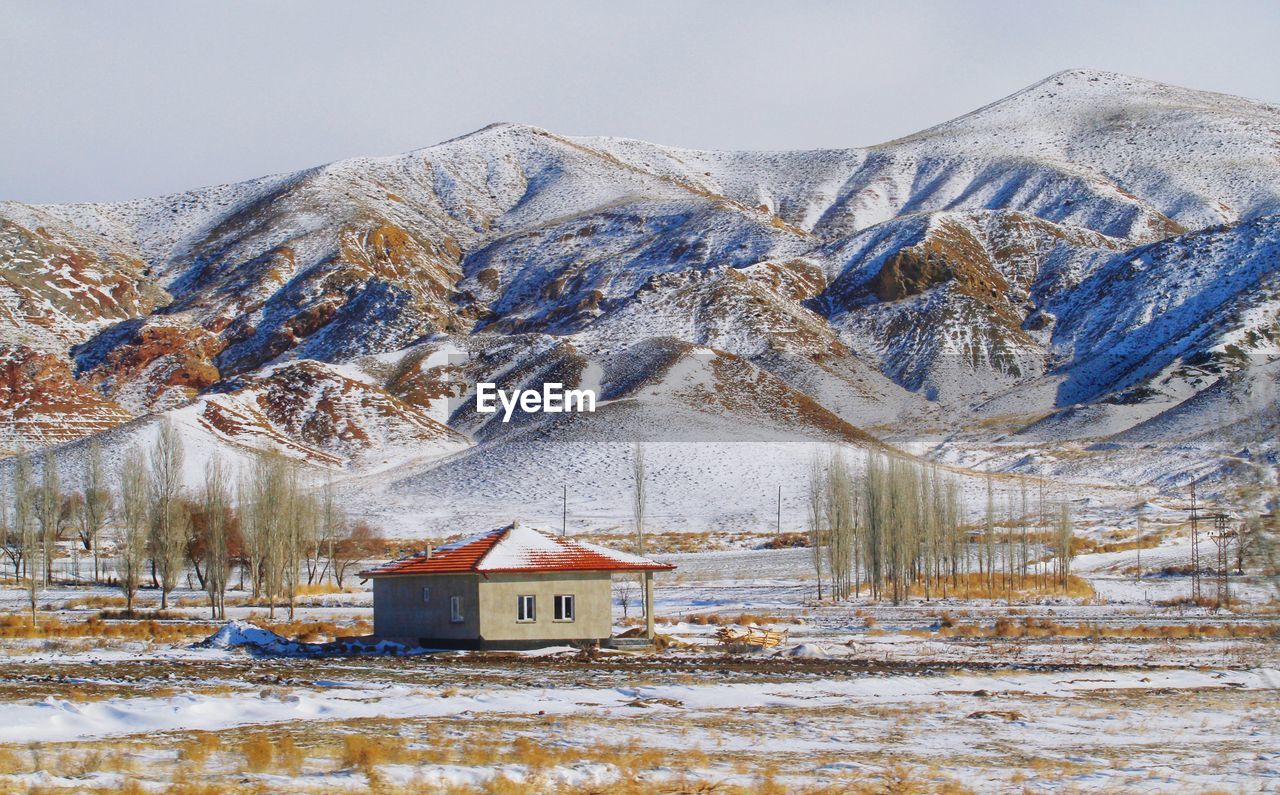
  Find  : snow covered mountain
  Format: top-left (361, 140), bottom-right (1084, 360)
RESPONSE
top-left (1, 68), bottom-right (1277, 532)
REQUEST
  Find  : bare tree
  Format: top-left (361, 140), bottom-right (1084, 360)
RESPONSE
top-left (982, 474), bottom-right (995, 597)
top-left (887, 457), bottom-right (919, 604)
top-left (118, 447), bottom-right (149, 614)
top-left (614, 578), bottom-right (636, 619)
top-left (825, 452), bottom-right (855, 600)
top-left (317, 477), bottom-right (344, 585)
top-left (282, 461), bottom-right (308, 620)
top-left (14, 451), bottom-right (37, 621)
top-left (240, 447), bottom-right (303, 617)
top-left (60, 492), bottom-right (85, 580)
top-left (860, 452), bottom-right (890, 600)
top-left (0, 483), bottom-right (17, 583)
top-left (201, 457), bottom-right (232, 619)
top-left (301, 485), bottom-right (324, 586)
top-left (631, 444), bottom-right (648, 617)
top-left (1037, 479), bottom-right (1047, 591)
top-left (38, 450), bottom-right (60, 586)
top-left (79, 439), bottom-right (111, 582)
top-left (1225, 429), bottom-right (1269, 576)
top-left (1019, 479), bottom-right (1030, 589)
top-left (919, 466), bottom-right (940, 601)
top-left (249, 450), bottom-right (284, 615)
top-left (237, 469), bottom-right (266, 602)
top-left (806, 452), bottom-right (826, 600)
top-left (942, 476), bottom-right (964, 597)
top-left (1055, 501), bottom-right (1075, 589)
top-left (632, 444), bottom-right (647, 555)
top-left (331, 521), bottom-right (382, 588)
top-left (806, 452), bottom-right (972, 604)
top-left (149, 419), bottom-right (189, 609)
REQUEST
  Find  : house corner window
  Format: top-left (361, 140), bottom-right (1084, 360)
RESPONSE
top-left (554, 594), bottom-right (575, 622)
top-left (450, 595), bottom-right (464, 623)
top-left (517, 594), bottom-right (536, 622)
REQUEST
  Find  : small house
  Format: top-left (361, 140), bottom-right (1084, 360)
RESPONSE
top-left (361, 523), bottom-right (673, 649)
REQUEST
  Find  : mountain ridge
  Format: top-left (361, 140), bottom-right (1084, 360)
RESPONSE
top-left (1, 69), bottom-right (1276, 532)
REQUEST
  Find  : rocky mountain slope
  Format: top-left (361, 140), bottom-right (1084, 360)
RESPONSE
top-left (1, 69), bottom-right (1277, 533)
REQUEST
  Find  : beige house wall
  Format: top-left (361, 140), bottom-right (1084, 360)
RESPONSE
top-left (370, 570), bottom-right (616, 647)
top-left (477, 571), bottom-right (614, 643)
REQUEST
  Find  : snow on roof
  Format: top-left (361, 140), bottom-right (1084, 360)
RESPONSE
top-left (360, 524), bottom-right (674, 578)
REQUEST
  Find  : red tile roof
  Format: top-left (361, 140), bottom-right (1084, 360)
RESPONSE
top-left (360, 524), bottom-right (674, 578)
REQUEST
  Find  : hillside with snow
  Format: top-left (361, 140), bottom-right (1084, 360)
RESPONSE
top-left (1, 68), bottom-right (1277, 534)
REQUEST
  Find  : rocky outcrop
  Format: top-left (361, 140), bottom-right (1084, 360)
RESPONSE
top-left (73, 320), bottom-right (225, 412)
top-left (0, 345), bottom-right (131, 451)
top-left (0, 217), bottom-right (163, 353)
top-left (197, 361), bottom-right (469, 466)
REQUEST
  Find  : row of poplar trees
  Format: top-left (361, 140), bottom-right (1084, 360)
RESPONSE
top-left (806, 450), bottom-right (1075, 604)
top-left (4, 419), bottom-right (373, 621)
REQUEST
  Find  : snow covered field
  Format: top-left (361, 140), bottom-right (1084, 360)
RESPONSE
top-left (0, 541), bottom-right (1275, 794)
top-left (1, 660), bottom-right (1275, 792)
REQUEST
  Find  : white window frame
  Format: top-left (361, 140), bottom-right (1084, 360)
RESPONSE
top-left (422, 586), bottom-right (431, 604)
top-left (553, 594), bottom-right (575, 622)
top-left (516, 594), bottom-right (536, 623)
top-left (450, 595), bottom-right (464, 623)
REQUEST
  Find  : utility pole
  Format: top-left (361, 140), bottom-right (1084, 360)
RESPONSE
top-left (776, 485), bottom-right (782, 537)
top-left (561, 484), bottom-right (567, 538)
top-left (1190, 481), bottom-right (1201, 602)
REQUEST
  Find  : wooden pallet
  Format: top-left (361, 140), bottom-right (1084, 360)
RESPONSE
top-left (715, 626), bottom-right (789, 649)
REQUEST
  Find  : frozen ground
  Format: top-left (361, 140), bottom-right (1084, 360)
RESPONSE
top-left (0, 541), bottom-right (1274, 793)
top-left (0, 660), bottom-right (1274, 793)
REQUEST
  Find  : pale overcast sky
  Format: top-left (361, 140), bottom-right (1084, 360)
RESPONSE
top-left (3, 0), bottom-right (1278, 203)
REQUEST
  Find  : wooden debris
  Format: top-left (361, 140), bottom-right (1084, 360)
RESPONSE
top-left (715, 626), bottom-right (790, 649)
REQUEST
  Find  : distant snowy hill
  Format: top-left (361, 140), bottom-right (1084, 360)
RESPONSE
top-left (1, 69), bottom-right (1277, 533)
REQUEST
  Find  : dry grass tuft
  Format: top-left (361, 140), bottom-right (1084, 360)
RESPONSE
top-left (908, 572), bottom-right (1095, 601)
top-left (0, 746), bottom-right (25, 774)
top-left (940, 616), bottom-right (1278, 640)
top-left (295, 582), bottom-right (353, 596)
top-left (760, 532), bottom-right (810, 550)
top-left (665, 612), bottom-right (804, 627)
top-left (0, 614), bottom-right (207, 642)
top-left (1074, 532), bottom-right (1164, 555)
top-left (179, 733), bottom-right (221, 766)
top-left (240, 734), bottom-right (274, 772)
top-left (341, 733), bottom-right (402, 770)
top-left (64, 594), bottom-right (129, 610)
top-left (276, 736), bottom-right (303, 776)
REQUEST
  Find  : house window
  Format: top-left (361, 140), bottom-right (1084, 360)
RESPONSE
top-left (517, 594), bottom-right (536, 622)
top-left (450, 595), bottom-right (464, 623)
top-left (422, 587), bottom-right (431, 604)
top-left (554, 594), bottom-right (575, 622)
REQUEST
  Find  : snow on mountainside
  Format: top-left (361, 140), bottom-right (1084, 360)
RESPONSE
top-left (585, 69), bottom-right (1280, 238)
top-left (0, 346), bottom-right (133, 448)
top-left (889, 70), bottom-right (1280, 230)
top-left (0, 209), bottom-right (165, 354)
top-left (1050, 215), bottom-right (1280, 405)
top-left (195, 360), bottom-right (470, 469)
top-left (1, 69), bottom-right (1277, 529)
